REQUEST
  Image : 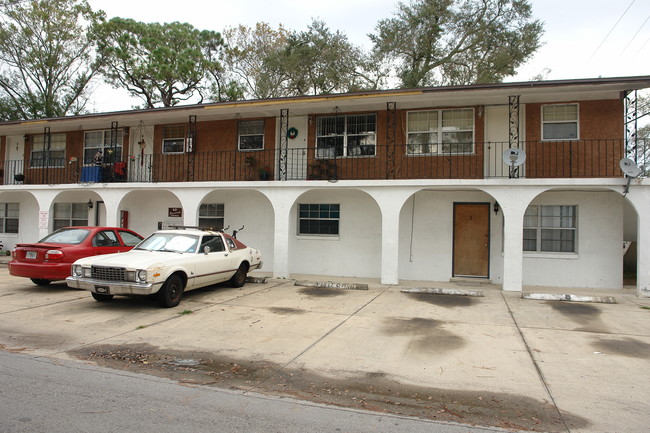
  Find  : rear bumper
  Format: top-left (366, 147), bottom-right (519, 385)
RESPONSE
top-left (9, 261), bottom-right (71, 281)
top-left (66, 276), bottom-right (161, 296)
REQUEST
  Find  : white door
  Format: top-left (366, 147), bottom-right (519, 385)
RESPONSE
top-left (286, 115), bottom-right (308, 180)
top-left (484, 105), bottom-right (526, 178)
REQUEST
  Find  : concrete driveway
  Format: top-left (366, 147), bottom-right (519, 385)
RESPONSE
top-left (0, 267), bottom-right (648, 433)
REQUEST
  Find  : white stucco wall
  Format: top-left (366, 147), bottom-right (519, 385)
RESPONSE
top-left (288, 189), bottom-right (381, 278)
top-left (522, 191), bottom-right (624, 289)
top-left (398, 190), bottom-right (499, 282)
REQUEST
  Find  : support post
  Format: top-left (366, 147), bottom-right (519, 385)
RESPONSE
top-left (508, 95), bottom-right (520, 179)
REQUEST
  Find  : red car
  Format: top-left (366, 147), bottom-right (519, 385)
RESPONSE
top-left (9, 226), bottom-right (144, 286)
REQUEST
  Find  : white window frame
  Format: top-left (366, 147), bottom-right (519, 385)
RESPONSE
top-left (406, 108), bottom-right (475, 155)
top-left (523, 205), bottom-right (577, 253)
top-left (298, 203), bottom-right (340, 236)
top-left (30, 133), bottom-right (66, 168)
top-left (53, 203), bottom-right (89, 231)
top-left (316, 113), bottom-right (376, 159)
top-left (162, 125), bottom-right (186, 154)
top-left (238, 120), bottom-right (265, 151)
top-left (0, 203), bottom-right (19, 233)
top-left (83, 129), bottom-right (124, 165)
top-left (198, 203), bottom-right (225, 230)
top-left (541, 103), bottom-right (579, 141)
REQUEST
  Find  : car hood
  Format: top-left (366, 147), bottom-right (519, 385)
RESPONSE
top-left (73, 249), bottom-right (185, 269)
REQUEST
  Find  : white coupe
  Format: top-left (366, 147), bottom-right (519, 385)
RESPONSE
top-left (66, 227), bottom-right (262, 307)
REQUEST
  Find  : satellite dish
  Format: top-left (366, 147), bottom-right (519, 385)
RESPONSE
top-left (619, 158), bottom-right (642, 178)
top-left (502, 148), bottom-right (526, 167)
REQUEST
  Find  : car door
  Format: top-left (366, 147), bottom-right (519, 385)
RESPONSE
top-left (91, 230), bottom-right (126, 256)
top-left (192, 234), bottom-right (238, 288)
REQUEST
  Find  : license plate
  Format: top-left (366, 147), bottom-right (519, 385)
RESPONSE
top-left (95, 286), bottom-right (110, 294)
top-left (26, 251), bottom-right (37, 259)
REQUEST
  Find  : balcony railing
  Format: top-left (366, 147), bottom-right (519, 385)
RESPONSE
top-left (1, 139), bottom-right (643, 186)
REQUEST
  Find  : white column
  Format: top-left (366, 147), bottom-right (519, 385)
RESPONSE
top-left (626, 187), bottom-right (650, 297)
top-left (501, 202), bottom-right (526, 292)
top-left (365, 188), bottom-right (416, 286)
top-left (380, 205), bottom-right (401, 285)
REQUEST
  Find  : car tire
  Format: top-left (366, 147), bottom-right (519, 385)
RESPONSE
top-left (30, 278), bottom-right (51, 286)
top-left (91, 292), bottom-right (114, 302)
top-left (230, 263), bottom-right (248, 288)
top-left (158, 274), bottom-right (184, 308)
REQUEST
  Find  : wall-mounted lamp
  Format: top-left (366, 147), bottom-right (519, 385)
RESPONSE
top-left (477, 105), bottom-right (484, 118)
top-left (87, 199), bottom-right (94, 210)
top-left (23, 135), bottom-right (28, 141)
top-left (493, 202), bottom-right (499, 215)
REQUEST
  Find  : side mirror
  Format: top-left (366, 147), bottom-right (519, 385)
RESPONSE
top-left (203, 246), bottom-right (211, 254)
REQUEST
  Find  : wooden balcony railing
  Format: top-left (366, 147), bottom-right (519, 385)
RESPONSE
top-left (1, 139), bottom-right (641, 186)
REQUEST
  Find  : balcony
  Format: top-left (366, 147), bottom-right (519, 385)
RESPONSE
top-left (1, 139), bottom-right (644, 185)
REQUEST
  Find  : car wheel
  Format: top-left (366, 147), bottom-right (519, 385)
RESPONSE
top-left (30, 278), bottom-right (51, 286)
top-left (158, 274), bottom-right (184, 308)
top-left (230, 263), bottom-right (248, 288)
top-left (91, 292), bottom-right (114, 302)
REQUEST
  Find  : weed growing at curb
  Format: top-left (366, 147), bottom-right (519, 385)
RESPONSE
top-left (179, 310), bottom-right (193, 315)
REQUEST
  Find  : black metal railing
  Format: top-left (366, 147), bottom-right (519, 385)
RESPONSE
top-left (0, 139), bottom-right (641, 186)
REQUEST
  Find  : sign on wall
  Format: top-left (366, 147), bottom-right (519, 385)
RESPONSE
top-left (39, 211), bottom-right (48, 229)
top-left (168, 207), bottom-right (182, 217)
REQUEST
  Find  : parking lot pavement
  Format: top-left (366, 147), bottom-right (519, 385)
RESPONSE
top-left (0, 267), bottom-right (649, 432)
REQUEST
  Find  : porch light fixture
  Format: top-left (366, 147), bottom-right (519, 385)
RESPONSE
top-left (87, 199), bottom-right (93, 210)
top-left (493, 202), bottom-right (499, 215)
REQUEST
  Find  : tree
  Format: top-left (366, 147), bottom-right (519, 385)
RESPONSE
top-left (370, 0), bottom-right (543, 87)
top-left (0, 0), bottom-right (104, 120)
top-left (220, 23), bottom-right (291, 100)
top-left (97, 18), bottom-right (225, 108)
top-left (264, 20), bottom-right (379, 96)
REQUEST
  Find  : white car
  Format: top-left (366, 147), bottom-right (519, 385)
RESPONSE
top-left (66, 227), bottom-right (262, 307)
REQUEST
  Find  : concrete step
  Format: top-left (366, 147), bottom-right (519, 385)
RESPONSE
top-left (449, 277), bottom-right (492, 286)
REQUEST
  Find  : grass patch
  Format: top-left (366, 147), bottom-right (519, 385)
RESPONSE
top-left (178, 310), bottom-right (193, 315)
top-left (641, 306), bottom-right (650, 310)
top-left (136, 325), bottom-right (147, 329)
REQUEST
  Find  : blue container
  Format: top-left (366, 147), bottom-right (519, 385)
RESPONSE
top-left (81, 166), bottom-right (101, 182)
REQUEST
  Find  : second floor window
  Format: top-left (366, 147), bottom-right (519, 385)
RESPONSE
top-left (30, 134), bottom-right (66, 168)
top-left (316, 114), bottom-right (376, 158)
top-left (238, 120), bottom-right (264, 151)
top-left (84, 129), bottom-right (124, 165)
top-left (407, 109), bottom-right (474, 155)
top-left (163, 125), bottom-right (185, 154)
top-left (542, 104), bottom-right (578, 140)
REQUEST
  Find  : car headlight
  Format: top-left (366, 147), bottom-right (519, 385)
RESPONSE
top-left (136, 269), bottom-right (148, 283)
top-left (83, 267), bottom-right (92, 278)
top-left (72, 264), bottom-right (82, 277)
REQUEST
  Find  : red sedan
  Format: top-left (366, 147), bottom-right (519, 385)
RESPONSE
top-left (9, 226), bottom-right (144, 286)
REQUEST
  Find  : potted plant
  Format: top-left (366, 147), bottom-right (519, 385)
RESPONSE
top-left (259, 166), bottom-right (270, 180)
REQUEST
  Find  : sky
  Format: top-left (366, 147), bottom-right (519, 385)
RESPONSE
top-left (85, 0), bottom-right (650, 112)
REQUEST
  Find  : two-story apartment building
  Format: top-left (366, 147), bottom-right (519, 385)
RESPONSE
top-left (1, 76), bottom-right (649, 297)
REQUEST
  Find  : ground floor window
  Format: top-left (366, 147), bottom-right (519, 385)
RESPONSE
top-left (298, 204), bottom-right (340, 235)
top-left (0, 203), bottom-right (19, 233)
top-left (199, 204), bottom-right (224, 230)
top-left (53, 203), bottom-right (88, 231)
top-left (524, 205), bottom-right (577, 252)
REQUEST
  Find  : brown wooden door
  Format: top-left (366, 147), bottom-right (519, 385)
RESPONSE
top-left (453, 203), bottom-right (490, 278)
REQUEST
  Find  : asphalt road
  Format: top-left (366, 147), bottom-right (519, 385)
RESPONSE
top-left (0, 351), bottom-right (501, 433)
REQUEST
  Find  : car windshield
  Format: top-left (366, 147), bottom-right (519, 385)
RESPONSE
top-left (39, 228), bottom-right (90, 244)
top-left (135, 233), bottom-right (199, 253)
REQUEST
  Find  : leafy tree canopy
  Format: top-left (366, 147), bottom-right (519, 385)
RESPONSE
top-left (370, 0), bottom-right (543, 88)
top-left (0, 0), bottom-right (104, 120)
top-left (96, 18), bottom-right (225, 108)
